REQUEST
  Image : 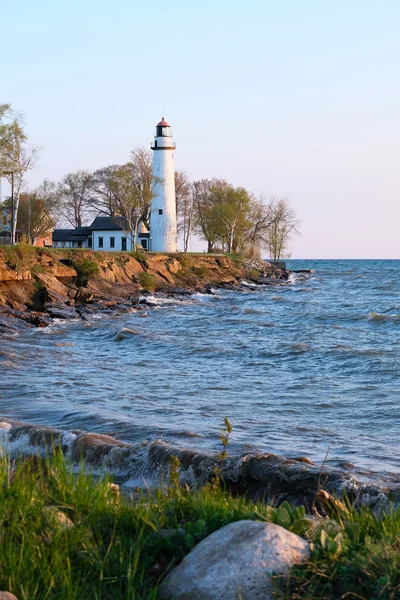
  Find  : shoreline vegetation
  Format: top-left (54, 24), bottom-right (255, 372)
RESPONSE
top-left (0, 439), bottom-right (399, 599)
top-left (0, 245), bottom-right (291, 334)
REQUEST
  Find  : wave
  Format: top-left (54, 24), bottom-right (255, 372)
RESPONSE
top-left (112, 327), bottom-right (142, 342)
top-left (0, 418), bottom-right (397, 510)
top-left (368, 312), bottom-right (400, 322)
top-left (139, 295), bottom-right (193, 307)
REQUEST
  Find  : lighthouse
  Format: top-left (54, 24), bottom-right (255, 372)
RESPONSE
top-left (150, 117), bottom-right (177, 252)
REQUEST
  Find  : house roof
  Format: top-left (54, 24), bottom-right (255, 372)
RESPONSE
top-left (89, 216), bottom-right (130, 231)
top-left (52, 228), bottom-right (91, 242)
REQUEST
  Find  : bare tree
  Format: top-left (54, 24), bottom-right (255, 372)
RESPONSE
top-left (107, 164), bottom-right (141, 248)
top-left (266, 197), bottom-right (300, 262)
top-left (17, 191), bottom-right (55, 244)
top-left (175, 171), bottom-right (193, 252)
top-left (86, 166), bottom-right (118, 216)
top-left (58, 170), bottom-right (92, 227)
top-left (0, 104), bottom-right (40, 243)
top-left (127, 147), bottom-right (153, 223)
top-left (246, 194), bottom-right (274, 256)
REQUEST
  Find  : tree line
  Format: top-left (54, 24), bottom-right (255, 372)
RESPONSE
top-left (1, 103), bottom-right (299, 259)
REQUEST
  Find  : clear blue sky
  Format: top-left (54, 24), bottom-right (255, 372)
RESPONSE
top-left (2, 0), bottom-right (400, 257)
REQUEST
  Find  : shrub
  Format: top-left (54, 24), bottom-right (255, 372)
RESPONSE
top-left (138, 271), bottom-right (156, 291)
top-left (72, 258), bottom-right (100, 286)
top-left (192, 266), bottom-right (209, 277)
top-left (247, 269), bottom-right (260, 280)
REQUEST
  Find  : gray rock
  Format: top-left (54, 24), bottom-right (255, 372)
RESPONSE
top-left (158, 520), bottom-right (310, 600)
top-left (45, 303), bottom-right (78, 319)
top-left (0, 314), bottom-right (32, 335)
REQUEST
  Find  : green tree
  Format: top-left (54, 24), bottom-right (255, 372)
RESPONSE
top-left (209, 185), bottom-right (253, 253)
top-left (192, 179), bottom-right (228, 253)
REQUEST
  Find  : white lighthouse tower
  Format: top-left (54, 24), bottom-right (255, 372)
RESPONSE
top-left (150, 117), bottom-right (177, 252)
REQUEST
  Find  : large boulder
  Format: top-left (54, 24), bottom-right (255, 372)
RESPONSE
top-left (158, 520), bottom-right (310, 600)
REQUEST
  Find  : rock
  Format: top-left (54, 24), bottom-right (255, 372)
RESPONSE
top-left (35, 273), bottom-right (70, 304)
top-left (158, 520), bottom-right (310, 600)
top-left (167, 259), bottom-right (181, 274)
top-left (44, 506), bottom-right (74, 528)
top-left (8, 301), bottom-right (27, 312)
top-left (45, 303), bottom-right (78, 319)
top-left (76, 287), bottom-right (94, 303)
top-left (0, 314), bottom-right (32, 335)
top-left (0, 592), bottom-right (19, 600)
top-left (163, 286), bottom-right (193, 296)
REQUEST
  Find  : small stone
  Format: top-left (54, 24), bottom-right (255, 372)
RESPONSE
top-left (0, 592), bottom-right (19, 599)
top-left (158, 520), bottom-right (310, 600)
top-left (44, 507), bottom-right (74, 530)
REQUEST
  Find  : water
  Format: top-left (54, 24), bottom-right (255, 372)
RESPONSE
top-left (1, 259), bottom-right (400, 486)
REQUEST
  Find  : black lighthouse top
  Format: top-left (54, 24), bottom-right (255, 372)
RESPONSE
top-left (156, 117), bottom-right (171, 137)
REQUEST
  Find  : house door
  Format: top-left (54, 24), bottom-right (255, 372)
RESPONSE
top-left (121, 237), bottom-right (127, 251)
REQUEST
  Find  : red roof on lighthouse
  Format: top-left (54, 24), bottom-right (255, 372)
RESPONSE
top-left (157, 117), bottom-right (170, 126)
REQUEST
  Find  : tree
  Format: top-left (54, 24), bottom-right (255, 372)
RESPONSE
top-left (209, 185), bottom-right (253, 253)
top-left (175, 171), bottom-right (193, 252)
top-left (58, 170), bottom-right (92, 227)
top-left (246, 194), bottom-right (274, 257)
top-left (107, 164), bottom-right (142, 247)
top-left (192, 179), bottom-right (228, 252)
top-left (86, 166), bottom-right (119, 216)
top-left (16, 191), bottom-right (55, 244)
top-left (0, 104), bottom-right (40, 243)
top-left (266, 197), bottom-right (300, 262)
top-left (127, 147), bottom-right (153, 223)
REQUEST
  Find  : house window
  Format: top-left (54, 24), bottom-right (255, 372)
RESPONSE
top-left (98, 237), bottom-right (104, 248)
top-left (140, 239), bottom-right (148, 250)
top-left (121, 237), bottom-right (127, 251)
top-left (110, 236), bottom-right (115, 248)
top-left (2, 216), bottom-right (6, 226)
top-left (88, 237), bottom-right (92, 248)
top-left (159, 209), bottom-right (163, 215)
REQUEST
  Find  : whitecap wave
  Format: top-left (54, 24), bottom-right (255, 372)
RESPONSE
top-left (368, 312), bottom-right (400, 322)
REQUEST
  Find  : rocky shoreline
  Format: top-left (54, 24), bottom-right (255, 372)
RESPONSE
top-left (1, 418), bottom-right (398, 512)
top-left (0, 247), bottom-right (291, 336)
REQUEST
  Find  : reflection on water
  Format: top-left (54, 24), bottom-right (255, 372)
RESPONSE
top-left (1, 259), bottom-right (400, 483)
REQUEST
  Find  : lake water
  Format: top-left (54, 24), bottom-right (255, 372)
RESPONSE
top-left (1, 260), bottom-right (400, 485)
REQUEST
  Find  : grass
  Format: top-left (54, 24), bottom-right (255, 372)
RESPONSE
top-left (0, 450), bottom-right (286, 600)
top-left (277, 499), bottom-right (400, 600)
top-left (0, 449), bottom-right (399, 599)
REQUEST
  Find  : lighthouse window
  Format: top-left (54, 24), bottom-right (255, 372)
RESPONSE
top-left (159, 209), bottom-right (163, 215)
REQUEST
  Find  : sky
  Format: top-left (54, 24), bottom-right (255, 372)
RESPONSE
top-left (2, 0), bottom-right (400, 258)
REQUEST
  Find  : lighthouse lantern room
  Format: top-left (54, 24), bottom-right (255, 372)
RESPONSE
top-left (150, 117), bottom-right (177, 252)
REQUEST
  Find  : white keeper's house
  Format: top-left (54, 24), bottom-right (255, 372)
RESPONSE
top-left (53, 216), bottom-right (150, 251)
top-left (53, 117), bottom-right (177, 253)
